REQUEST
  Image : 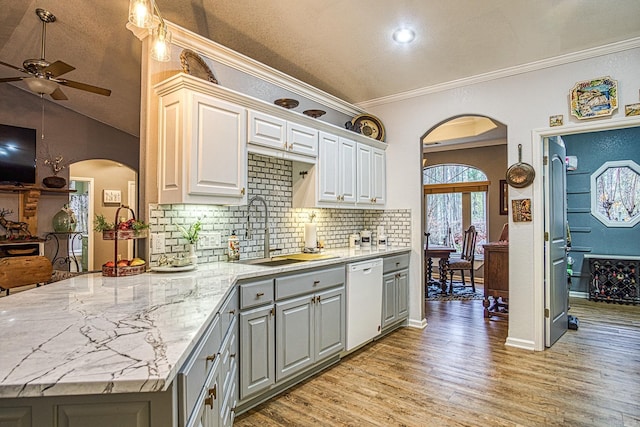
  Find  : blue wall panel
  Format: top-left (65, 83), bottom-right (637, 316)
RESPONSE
top-left (563, 127), bottom-right (640, 293)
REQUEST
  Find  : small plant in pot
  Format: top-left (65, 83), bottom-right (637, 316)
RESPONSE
top-left (94, 214), bottom-right (149, 239)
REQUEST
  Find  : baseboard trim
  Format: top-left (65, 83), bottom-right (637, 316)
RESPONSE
top-left (408, 318), bottom-right (427, 329)
top-left (570, 291), bottom-right (588, 299)
top-left (505, 337), bottom-right (536, 351)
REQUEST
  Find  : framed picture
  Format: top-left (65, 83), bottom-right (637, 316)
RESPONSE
top-left (499, 180), bottom-right (508, 215)
top-left (512, 199), bottom-right (532, 222)
top-left (625, 103), bottom-right (640, 117)
top-left (570, 76), bottom-right (618, 120)
top-left (103, 189), bottom-right (121, 204)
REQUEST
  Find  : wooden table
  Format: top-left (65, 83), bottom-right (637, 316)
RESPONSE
top-left (482, 242), bottom-right (509, 318)
top-left (425, 245), bottom-right (456, 294)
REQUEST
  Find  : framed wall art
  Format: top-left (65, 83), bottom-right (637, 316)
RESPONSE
top-left (570, 76), bottom-right (618, 120)
top-left (499, 180), bottom-right (508, 215)
top-left (103, 189), bottom-right (121, 204)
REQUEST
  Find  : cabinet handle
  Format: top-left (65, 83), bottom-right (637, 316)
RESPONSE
top-left (240, 187), bottom-right (245, 196)
top-left (229, 309), bottom-right (236, 315)
top-left (288, 143), bottom-right (294, 150)
top-left (313, 280), bottom-right (320, 286)
top-left (230, 353), bottom-right (236, 358)
top-left (270, 307), bottom-right (275, 316)
top-left (317, 295), bottom-right (321, 303)
top-left (256, 292), bottom-right (264, 297)
top-left (337, 195), bottom-right (341, 201)
top-left (204, 384), bottom-right (217, 408)
top-left (396, 262), bottom-right (400, 267)
top-left (340, 195), bottom-right (344, 201)
top-left (311, 296), bottom-right (316, 303)
top-left (206, 353), bottom-right (217, 362)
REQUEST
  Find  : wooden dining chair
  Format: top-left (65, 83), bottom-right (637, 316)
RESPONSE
top-left (448, 225), bottom-right (478, 292)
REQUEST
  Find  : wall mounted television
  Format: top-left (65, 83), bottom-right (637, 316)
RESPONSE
top-left (0, 123), bottom-right (37, 185)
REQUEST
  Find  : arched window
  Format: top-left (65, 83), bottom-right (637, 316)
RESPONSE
top-left (424, 164), bottom-right (488, 254)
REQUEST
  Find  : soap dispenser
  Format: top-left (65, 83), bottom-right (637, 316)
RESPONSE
top-left (228, 230), bottom-right (240, 261)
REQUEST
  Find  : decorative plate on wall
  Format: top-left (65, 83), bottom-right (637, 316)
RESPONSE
top-left (351, 114), bottom-right (385, 141)
top-left (570, 76), bottom-right (617, 120)
top-left (180, 49), bottom-right (218, 84)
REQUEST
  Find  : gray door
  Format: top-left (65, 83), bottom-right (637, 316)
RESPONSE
top-left (315, 287), bottom-right (345, 360)
top-left (276, 295), bottom-right (313, 381)
top-left (239, 305), bottom-right (274, 400)
top-left (545, 136), bottom-right (568, 347)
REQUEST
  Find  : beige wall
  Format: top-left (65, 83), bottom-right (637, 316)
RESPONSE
top-left (71, 160), bottom-right (137, 267)
top-left (424, 144), bottom-right (508, 243)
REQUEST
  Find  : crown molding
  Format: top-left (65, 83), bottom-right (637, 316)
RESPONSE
top-left (358, 37), bottom-right (640, 109)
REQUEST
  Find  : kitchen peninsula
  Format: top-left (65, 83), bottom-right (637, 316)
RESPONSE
top-left (0, 246), bottom-right (410, 426)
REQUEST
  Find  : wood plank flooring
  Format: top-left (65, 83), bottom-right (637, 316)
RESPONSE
top-left (235, 297), bottom-right (640, 426)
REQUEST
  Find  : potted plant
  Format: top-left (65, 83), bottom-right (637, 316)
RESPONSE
top-left (42, 155), bottom-right (70, 188)
top-left (178, 218), bottom-right (202, 264)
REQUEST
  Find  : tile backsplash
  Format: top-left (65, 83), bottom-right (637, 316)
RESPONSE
top-left (148, 153), bottom-right (410, 265)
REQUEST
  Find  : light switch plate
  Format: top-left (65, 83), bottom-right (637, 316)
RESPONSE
top-left (151, 233), bottom-right (165, 254)
top-left (199, 232), bottom-right (221, 249)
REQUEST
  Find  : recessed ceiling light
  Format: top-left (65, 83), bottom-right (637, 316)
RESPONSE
top-left (393, 28), bottom-right (415, 43)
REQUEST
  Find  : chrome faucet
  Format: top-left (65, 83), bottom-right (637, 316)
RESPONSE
top-left (246, 195), bottom-right (271, 258)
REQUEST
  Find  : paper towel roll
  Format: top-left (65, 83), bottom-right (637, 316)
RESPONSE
top-left (304, 223), bottom-right (317, 250)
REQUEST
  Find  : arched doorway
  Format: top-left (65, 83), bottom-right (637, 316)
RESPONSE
top-left (69, 159), bottom-right (137, 271)
top-left (421, 115), bottom-right (508, 302)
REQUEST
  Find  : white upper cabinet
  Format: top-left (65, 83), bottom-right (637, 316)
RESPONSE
top-left (248, 110), bottom-right (318, 162)
top-left (317, 132), bottom-right (356, 205)
top-left (156, 76), bottom-right (247, 205)
top-left (356, 143), bottom-right (386, 207)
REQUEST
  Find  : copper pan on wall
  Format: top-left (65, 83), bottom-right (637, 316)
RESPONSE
top-left (506, 144), bottom-right (535, 188)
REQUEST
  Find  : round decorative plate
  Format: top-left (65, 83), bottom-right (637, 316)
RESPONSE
top-left (180, 49), bottom-right (218, 84)
top-left (351, 114), bottom-right (385, 141)
top-left (274, 98), bottom-right (299, 109)
top-left (303, 109), bottom-right (326, 118)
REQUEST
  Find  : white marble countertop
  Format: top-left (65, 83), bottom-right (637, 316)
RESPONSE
top-left (0, 246), bottom-right (410, 399)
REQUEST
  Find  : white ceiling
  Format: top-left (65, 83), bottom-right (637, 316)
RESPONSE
top-left (1, 0), bottom-right (640, 137)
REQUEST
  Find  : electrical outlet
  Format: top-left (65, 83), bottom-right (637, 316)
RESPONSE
top-left (211, 232), bottom-right (222, 248)
top-left (151, 233), bottom-right (165, 254)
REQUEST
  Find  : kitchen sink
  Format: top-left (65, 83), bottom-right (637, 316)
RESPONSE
top-left (239, 257), bottom-right (306, 267)
top-left (239, 253), bottom-right (339, 267)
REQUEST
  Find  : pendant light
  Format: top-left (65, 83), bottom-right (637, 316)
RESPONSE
top-left (128, 0), bottom-right (172, 62)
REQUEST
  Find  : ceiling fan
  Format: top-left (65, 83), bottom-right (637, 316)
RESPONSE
top-left (0, 8), bottom-right (111, 100)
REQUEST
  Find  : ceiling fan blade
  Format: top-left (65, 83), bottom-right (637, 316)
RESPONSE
top-left (0, 77), bottom-right (25, 83)
top-left (0, 61), bottom-right (27, 74)
top-left (44, 60), bottom-right (75, 77)
top-left (50, 87), bottom-right (68, 100)
top-left (57, 79), bottom-right (111, 96)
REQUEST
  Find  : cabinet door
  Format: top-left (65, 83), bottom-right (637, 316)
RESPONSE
top-left (287, 122), bottom-right (318, 157)
top-left (396, 270), bottom-right (409, 320)
top-left (248, 110), bottom-right (286, 150)
top-left (276, 295), bottom-right (314, 381)
top-left (381, 273), bottom-right (397, 329)
top-left (371, 147), bottom-right (386, 206)
top-left (188, 93), bottom-right (247, 201)
top-left (356, 143), bottom-right (373, 204)
top-left (315, 287), bottom-right (345, 361)
top-left (318, 132), bottom-right (340, 202)
top-left (239, 306), bottom-right (274, 400)
top-left (339, 137), bottom-right (357, 204)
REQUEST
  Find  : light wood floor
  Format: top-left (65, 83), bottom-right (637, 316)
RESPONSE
top-left (235, 297), bottom-right (640, 426)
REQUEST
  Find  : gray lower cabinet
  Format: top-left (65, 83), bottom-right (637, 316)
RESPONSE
top-left (239, 304), bottom-right (275, 400)
top-left (239, 266), bottom-right (345, 410)
top-left (276, 286), bottom-right (345, 382)
top-left (382, 254), bottom-right (410, 330)
top-left (179, 287), bottom-right (238, 427)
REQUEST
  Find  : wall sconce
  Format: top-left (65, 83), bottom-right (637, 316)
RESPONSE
top-left (128, 0), bottom-right (172, 62)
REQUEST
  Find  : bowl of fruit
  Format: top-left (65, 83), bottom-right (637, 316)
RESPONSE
top-left (95, 214), bottom-right (149, 240)
top-left (102, 257), bottom-right (147, 277)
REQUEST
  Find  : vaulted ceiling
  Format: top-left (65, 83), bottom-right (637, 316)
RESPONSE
top-left (1, 0), bottom-right (640, 137)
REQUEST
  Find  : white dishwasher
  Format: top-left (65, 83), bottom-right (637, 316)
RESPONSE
top-left (346, 258), bottom-right (383, 351)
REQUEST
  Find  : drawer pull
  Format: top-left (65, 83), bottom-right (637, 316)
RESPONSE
top-left (229, 309), bottom-right (236, 315)
top-left (313, 280), bottom-right (320, 286)
top-left (204, 385), bottom-right (217, 408)
top-left (230, 353), bottom-right (236, 358)
top-left (256, 292), bottom-right (265, 297)
top-left (209, 385), bottom-right (217, 399)
top-left (206, 353), bottom-right (217, 362)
